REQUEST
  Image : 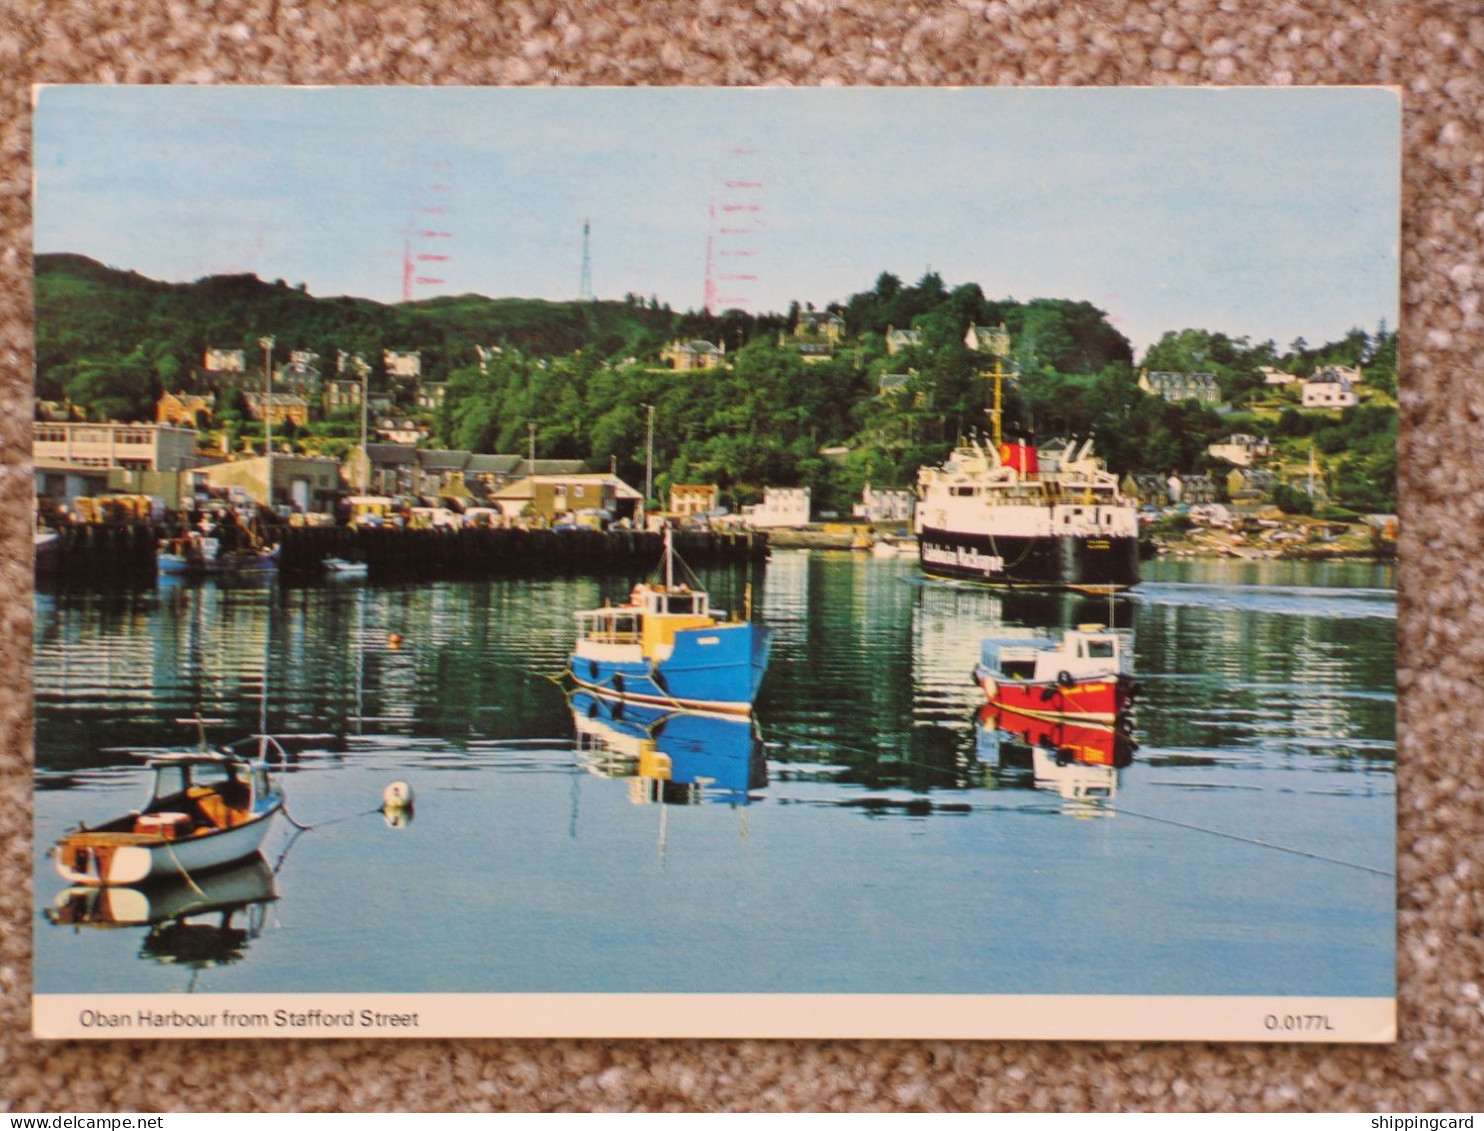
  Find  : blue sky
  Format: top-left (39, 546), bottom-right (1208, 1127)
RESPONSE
top-left (33, 85), bottom-right (1400, 357)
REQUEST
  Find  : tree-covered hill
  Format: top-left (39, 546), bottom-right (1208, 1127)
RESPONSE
top-left (35, 254), bottom-right (1396, 515)
top-left (33, 254), bottom-right (685, 417)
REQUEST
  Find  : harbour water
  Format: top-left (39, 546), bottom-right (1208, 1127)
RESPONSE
top-left (34, 554), bottom-right (1395, 998)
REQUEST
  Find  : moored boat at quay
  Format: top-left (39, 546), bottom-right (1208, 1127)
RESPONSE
top-left (914, 436), bottom-right (1140, 591)
top-left (568, 527), bottom-right (772, 716)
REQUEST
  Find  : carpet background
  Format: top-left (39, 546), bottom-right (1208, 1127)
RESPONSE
top-left (1, 0), bottom-right (1479, 1113)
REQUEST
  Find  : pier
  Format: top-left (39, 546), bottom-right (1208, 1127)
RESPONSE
top-left (36, 524), bottom-right (768, 583)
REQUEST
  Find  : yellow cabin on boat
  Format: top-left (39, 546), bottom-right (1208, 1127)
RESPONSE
top-left (638, 585), bottom-right (715, 660)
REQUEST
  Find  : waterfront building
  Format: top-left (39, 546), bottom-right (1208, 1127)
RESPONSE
top-left (189, 453), bottom-right (342, 514)
top-left (853, 485), bottom-right (915, 524)
top-left (33, 420), bottom-right (204, 509)
top-left (490, 473), bottom-right (643, 526)
top-left (669, 484), bottom-right (719, 519)
top-left (744, 487), bottom-right (811, 529)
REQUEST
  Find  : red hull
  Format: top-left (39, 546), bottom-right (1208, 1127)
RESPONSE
top-left (976, 670), bottom-right (1132, 724)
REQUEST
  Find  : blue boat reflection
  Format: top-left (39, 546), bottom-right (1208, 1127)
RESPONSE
top-left (570, 691), bottom-right (766, 806)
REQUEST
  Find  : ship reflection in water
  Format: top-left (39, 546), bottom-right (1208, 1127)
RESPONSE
top-left (977, 704), bottom-right (1137, 816)
top-left (571, 691), bottom-right (766, 807)
top-left (45, 854), bottom-right (278, 982)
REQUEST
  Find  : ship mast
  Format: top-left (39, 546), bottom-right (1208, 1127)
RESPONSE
top-left (980, 323), bottom-right (1014, 449)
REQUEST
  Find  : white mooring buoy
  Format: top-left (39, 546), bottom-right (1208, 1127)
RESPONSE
top-left (381, 780), bottom-right (415, 828)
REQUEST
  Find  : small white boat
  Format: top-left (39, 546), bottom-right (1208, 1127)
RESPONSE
top-left (870, 536), bottom-right (918, 558)
top-left (323, 557), bottom-right (369, 576)
top-left (52, 746), bottom-right (283, 888)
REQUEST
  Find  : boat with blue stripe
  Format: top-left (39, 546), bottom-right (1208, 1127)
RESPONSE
top-left (568, 528), bottom-right (772, 716)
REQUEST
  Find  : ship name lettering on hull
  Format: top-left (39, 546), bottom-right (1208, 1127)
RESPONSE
top-left (922, 543), bottom-right (1004, 575)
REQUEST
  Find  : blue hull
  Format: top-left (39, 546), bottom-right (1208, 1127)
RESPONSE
top-left (571, 622), bottom-right (772, 714)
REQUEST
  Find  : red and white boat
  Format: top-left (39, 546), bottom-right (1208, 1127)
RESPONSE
top-left (973, 624), bottom-right (1134, 725)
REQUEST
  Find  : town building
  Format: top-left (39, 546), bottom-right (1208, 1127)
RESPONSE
top-left (243, 391), bottom-right (311, 428)
top-left (1301, 373), bottom-right (1358, 408)
top-left (489, 473), bottom-right (642, 526)
top-left (1226, 467), bottom-right (1281, 508)
top-left (1118, 473), bottom-right (1173, 506)
top-left (384, 350), bottom-right (422, 379)
top-left (794, 311), bottom-right (845, 344)
top-left (669, 484), bottom-right (719, 518)
top-left (322, 378), bottom-right (365, 415)
top-left (375, 417), bottom-right (429, 445)
top-left (1207, 434), bottom-right (1272, 467)
top-left (877, 372), bottom-right (912, 397)
top-left (1167, 473), bottom-right (1219, 505)
top-left (853, 485), bottom-right (915, 524)
top-left (661, 339), bottom-right (726, 371)
top-left (35, 399), bottom-right (84, 422)
top-left (779, 311), bottom-right (846, 363)
top-left (1138, 370), bottom-right (1223, 405)
top-left (415, 382), bottom-right (448, 412)
top-left (204, 348), bottom-right (246, 373)
top-left (188, 453), bottom-right (342, 515)
top-left (1259, 366), bottom-right (1297, 386)
top-left (33, 420), bottom-right (204, 509)
top-left (1315, 363), bottom-right (1363, 385)
top-left (338, 351), bottom-right (371, 379)
top-left (744, 487), bottom-right (811, 529)
top-left (156, 392), bottom-right (216, 429)
top-left (964, 323), bottom-right (1011, 355)
top-left (885, 326), bottom-right (921, 355)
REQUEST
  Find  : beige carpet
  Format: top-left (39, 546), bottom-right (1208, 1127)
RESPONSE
top-left (2, 0), bottom-right (1480, 1113)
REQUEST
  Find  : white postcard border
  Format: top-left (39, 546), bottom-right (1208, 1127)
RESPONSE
top-left (35, 993), bottom-right (1395, 1042)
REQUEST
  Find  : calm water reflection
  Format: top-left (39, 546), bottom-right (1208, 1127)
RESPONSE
top-left (35, 554), bottom-right (1395, 996)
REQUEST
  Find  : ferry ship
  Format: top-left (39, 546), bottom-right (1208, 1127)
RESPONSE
top-left (914, 435), bottom-right (1140, 591)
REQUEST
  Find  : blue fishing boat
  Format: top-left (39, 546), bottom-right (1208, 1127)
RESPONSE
top-left (569, 528), bottom-right (771, 715)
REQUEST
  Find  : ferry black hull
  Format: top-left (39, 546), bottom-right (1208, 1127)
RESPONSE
top-left (918, 527), bottom-right (1140, 591)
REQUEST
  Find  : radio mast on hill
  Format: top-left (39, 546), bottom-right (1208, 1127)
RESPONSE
top-left (579, 219), bottom-right (593, 302)
top-left (400, 154), bottom-right (452, 303)
top-left (703, 149), bottom-right (763, 314)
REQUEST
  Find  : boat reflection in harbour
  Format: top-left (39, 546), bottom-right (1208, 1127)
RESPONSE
top-left (570, 690), bottom-right (766, 806)
top-left (976, 704), bottom-right (1136, 816)
top-left (44, 854), bottom-right (278, 981)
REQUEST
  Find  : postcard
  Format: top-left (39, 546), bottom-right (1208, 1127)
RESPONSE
top-left (31, 86), bottom-right (1399, 1041)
